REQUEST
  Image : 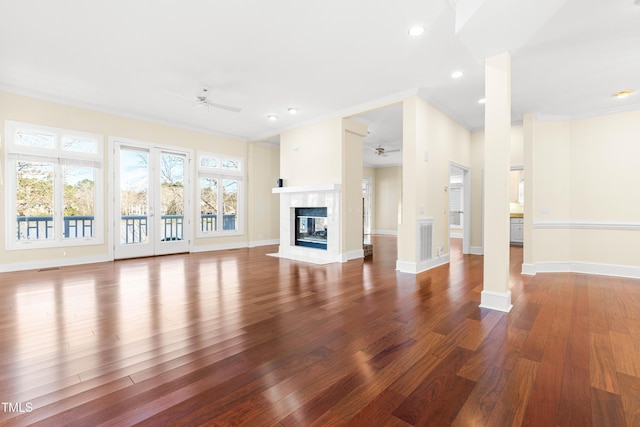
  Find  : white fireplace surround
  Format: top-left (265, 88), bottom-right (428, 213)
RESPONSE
top-left (271, 184), bottom-right (342, 264)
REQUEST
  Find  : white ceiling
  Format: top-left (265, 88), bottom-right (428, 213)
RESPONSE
top-left (1, 0), bottom-right (639, 166)
top-left (352, 104), bottom-right (404, 168)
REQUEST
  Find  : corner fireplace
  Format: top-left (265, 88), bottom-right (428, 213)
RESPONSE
top-left (294, 207), bottom-right (328, 250)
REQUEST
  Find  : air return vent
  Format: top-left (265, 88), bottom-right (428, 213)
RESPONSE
top-left (417, 218), bottom-right (434, 262)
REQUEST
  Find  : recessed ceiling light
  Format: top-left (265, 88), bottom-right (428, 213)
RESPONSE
top-left (287, 107), bottom-right (299, 114)
top-left (614, 89), bottom-right (633, 98)
top-left (408, 26), bottom-right (425, 36)
top-left (478, 98), bottom-right (486, 104)
top-left (451, 70), bottom-right (464, 79)
top-left (267, 114), bottom-right (279, 121)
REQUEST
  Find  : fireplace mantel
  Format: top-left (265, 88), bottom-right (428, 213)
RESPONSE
top-left (272, 184), bottom-right (341, 194)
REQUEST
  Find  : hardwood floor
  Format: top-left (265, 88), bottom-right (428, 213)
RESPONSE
top-left (1, 236), bottom-right (639, 426)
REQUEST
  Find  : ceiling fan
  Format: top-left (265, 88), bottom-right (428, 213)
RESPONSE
top-left (370, 145), bottom-right (401, 156)
top-left (165, 88), bottom-right (242, 113)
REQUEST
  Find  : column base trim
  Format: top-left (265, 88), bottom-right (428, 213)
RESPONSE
top-left (395, 255), bottom-right (450, 274)
top-left (479, 290), bottom-right (513, 313)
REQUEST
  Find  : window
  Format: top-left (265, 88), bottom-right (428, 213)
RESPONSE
top-left (197, 152), bottom-right (243, 236)
top-left (5, 121), bottom-right (103, 249)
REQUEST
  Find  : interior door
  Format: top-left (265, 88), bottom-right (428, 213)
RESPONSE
top-left (114, 142), bottom-right (190, 259)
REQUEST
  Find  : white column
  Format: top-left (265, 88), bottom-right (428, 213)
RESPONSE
top-left (480, 52), bottom-right (513, 312)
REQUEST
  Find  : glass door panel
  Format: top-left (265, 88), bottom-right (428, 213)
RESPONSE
top-left (116, 146), bottom-right (153, 258)
top-left (155, 151), bottom-right (188, 255)
top-left (114, 143), bottom-right (190, 259)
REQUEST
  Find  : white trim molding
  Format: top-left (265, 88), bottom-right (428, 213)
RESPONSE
top-left (191, 241), bottom-right (249, 253)
top-left (248, 239), bottom-right (280, 248)
top-left (521, 263), bottom-right (537, 275)
top-left (480, 290), bottom-right (513, 313)
top-left (533, 104), bottom-right (640, 123)
top-left (0, 254), bottom-right (110, 273)
top-left (470, 246), bottom-right (484, 255)
top-left (522, 261), bottom-right (640, 279)
top-left (272, 183), bottom-right (341, 194)
top-left (526, 220), bottom-right (640, 278)
top-left (371, 229), bottom-right (398, 236)
top-left (188, 239), bottom-right (279, 253)
top-left (534, 221), bottom-right (640, 230)
top-left (396, 254), bottom-right (450, 274)
top-left (343, 249), bottom-right (365, 262)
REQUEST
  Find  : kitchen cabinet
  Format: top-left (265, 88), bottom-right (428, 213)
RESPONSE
top-left (510, 217), bottom-right (523, 244)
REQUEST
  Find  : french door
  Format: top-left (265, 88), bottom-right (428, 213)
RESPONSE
top-left (113, 141), bottom-right (191, 259)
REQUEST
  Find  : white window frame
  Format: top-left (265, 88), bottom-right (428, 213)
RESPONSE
top-left (197, 151), bottom-right (244, 237)
top-left (4, 120), bottom-right (104, 250)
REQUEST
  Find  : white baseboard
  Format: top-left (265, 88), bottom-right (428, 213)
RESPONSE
top-left (371, 229), bottom-right (398, 236)
top-left (470, 246), bottom-right (484, 255)
top-left (190, 241), bottom-right (250, 253)
top-left (479, 290), bottom-right (513, 313)
top-left (342, 249), bottom-right (364, 262)
top-left (396, 254), bottom-right (450, 274)
top-left (266, 252), bottom-right (339, 265)
top-left (521, 263), bottom-right (536, 275)
top-left (0, 254), bottom-right (111, 273)
top-left (248, 239), bottom-right (280, 248)
top-left (524, 261), bottom-right (640, 279)
top-left (450, 231), bottom-right (464, 239)
top-left (191, 239), bottom-right (285, 252)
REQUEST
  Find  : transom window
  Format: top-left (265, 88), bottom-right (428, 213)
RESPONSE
top-left (197, 152), bottom-right (243, 236)
top-left (4, 121), bottom-right (103, 249)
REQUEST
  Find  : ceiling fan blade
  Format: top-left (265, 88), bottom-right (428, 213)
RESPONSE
top-left (205, 101), bottom-right (242, 113)
top-left (384, 148), bottom-right (401, 153)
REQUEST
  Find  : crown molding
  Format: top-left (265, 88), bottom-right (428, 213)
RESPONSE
top-left (533, 103), bottom-right (640, 122)
top-left (0, 86), bottom-right (248, 142)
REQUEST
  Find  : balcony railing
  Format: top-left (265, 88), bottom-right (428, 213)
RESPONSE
top-left (200, 214), bottom-right (237, 232)
top-left (16, 214), bottom-right (237, 242)
top-left (17, 215), bottom-right (94, 240)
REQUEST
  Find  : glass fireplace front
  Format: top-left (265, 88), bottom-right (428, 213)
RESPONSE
top-left (294, 207), bottom-right (328, 250)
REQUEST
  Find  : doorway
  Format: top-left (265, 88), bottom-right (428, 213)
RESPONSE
top-left (362, 177), bottom-right (372, 236)
top-left (448, 162), bottom-right (471, 256)
top-left (113, 140), bottom-right (192, 259)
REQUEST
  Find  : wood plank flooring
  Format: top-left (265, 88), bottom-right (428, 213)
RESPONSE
top-left (1, 236), bottom-right (639, 426)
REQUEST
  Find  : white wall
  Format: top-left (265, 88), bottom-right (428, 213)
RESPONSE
top-left (373, 166), bottom-right (402, 234)
top-left (469, 125), bottom-right (525, 251)
top-left (342, 119), bottom-right (366, 254)
top-left (279, 118), bottom-right (342, 187)
top-left (398, 96), bottom-right (471, 271)
top-left (526, 109), bottom-right (640, 277)
top-left (247, 141), bottom-right (280, 246)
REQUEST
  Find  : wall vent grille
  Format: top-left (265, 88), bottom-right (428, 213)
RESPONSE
top-left (417, 218), bottom-right (434, 262)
